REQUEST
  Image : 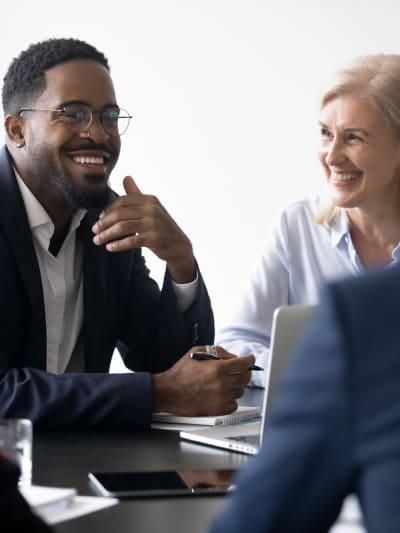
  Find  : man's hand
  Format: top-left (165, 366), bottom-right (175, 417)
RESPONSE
top-left (92, 176), bottom-right (196, 283)
top-left (151, 346), bottom-right (256, 416)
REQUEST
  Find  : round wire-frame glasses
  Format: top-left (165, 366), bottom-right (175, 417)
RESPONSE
top-left (18, 103), bottom-right (132, 137)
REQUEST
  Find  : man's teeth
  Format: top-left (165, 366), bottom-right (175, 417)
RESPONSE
top-left (72, 156), bottom-right (104, 165)
top-left (332, 172), bottom-right (359, 182)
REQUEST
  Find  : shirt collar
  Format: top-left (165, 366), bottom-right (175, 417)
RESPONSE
top-left (326, 207), bottom-right (350, 249)
top-left (326, 206), bottom-right (400, 266)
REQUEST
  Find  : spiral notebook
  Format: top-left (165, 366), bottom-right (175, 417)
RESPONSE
top-left (180, 305), bottom-right (316, 454)
top-left (152, 405), bottom-right (261, 428)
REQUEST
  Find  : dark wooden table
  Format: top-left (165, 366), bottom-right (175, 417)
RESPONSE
top-left (34, 388), bottom-right (263, 533)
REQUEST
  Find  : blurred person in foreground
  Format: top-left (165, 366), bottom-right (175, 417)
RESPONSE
top-left (0, 452), bottom-right (53, 533)
top-left (211, 264), bottom-right (400, 532)
top-left (217, 53), bottom-right (400, 386)
top-left (0, 37), bottom-right (254, 428)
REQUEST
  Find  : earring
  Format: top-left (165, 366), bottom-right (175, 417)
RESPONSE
top-left (16, 141), bottom-right (25, 148)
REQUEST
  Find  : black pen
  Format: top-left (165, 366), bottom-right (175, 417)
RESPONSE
top-left (189, 352), bottom-right (264, 371)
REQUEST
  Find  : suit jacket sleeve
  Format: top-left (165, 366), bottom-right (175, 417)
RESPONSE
top-left (80, 206), bottom-right (214, 375)
top-left (0, 147), bottom-right (214, 429)
top-left (0, 248), bottom-right (213, 429)
top-left (210, 284), bottom-right (356, 533)
top-left (115, 255), bottom-right (214, 373)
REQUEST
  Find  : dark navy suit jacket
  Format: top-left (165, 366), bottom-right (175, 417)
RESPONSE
top-left (0, 146), bottom-right (214, 429)
top-left (210, 265), bottom-right (400, 533)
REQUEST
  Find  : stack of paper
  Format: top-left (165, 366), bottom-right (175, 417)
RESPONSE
top-left (152, 405), bottom-right (261, 431)
top-left (20, 485), bottom-right (76, 519)
top-left (20, 484), bottom-right (118, 524)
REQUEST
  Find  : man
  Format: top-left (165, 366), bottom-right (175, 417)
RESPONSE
top-left (0, 453), bottom-right (53, 533)
top-left (210, 265), bottom-right (400, 532)
top-left (0, 38), bottom-right (254, 428)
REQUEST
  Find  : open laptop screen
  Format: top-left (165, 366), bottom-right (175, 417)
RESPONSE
top-left (180, 304), bottom-right (316, 455)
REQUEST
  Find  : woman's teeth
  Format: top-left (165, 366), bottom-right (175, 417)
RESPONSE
top-left (331, 172), bottom-right (359, 182)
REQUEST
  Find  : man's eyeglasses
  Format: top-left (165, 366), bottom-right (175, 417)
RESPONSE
top-left (17, 104), bottom-right (132, 137)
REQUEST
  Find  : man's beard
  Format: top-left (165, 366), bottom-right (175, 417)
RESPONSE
top-left (58, 178), bottom-right (113, 209)
top-left (29, 145), bottom-right (113, 209)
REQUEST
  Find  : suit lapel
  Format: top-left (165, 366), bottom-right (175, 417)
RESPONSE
top-left (78, 212), bottom-right (117, 372)
top-left (0, 147), bottom-right (46, 367)
top-left (0, 145), bottom-right (117, 371)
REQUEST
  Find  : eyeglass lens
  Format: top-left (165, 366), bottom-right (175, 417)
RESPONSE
top-left (61, 104), bottom-right (131, 136)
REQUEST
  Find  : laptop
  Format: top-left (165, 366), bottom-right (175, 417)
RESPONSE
top-left (180, 304), bottom-right (316, 454)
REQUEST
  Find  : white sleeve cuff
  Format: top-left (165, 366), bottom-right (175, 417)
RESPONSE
top-left (170, 271), bottom-right (199, 311)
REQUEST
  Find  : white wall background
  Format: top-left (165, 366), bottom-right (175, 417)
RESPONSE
top-left (2, 1), bottom-right (400, 369)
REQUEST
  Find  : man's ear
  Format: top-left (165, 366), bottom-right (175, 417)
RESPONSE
top-left (4, 114), bottom-right (25, 148)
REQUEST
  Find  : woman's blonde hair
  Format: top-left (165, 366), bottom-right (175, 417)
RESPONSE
top-left (316, 54), bottom-right (400, 225)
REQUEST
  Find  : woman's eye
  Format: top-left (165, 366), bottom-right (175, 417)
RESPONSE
top-left (320, 128), bottom-right (332, 139)
top-left (347, 132), bottom-right (362, 142)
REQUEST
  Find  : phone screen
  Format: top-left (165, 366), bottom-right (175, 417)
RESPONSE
top-left (88, 469), bottom-right (237, 498)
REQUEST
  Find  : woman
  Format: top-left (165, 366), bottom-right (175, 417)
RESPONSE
top-left (217, 54), bottom-right (400, 386)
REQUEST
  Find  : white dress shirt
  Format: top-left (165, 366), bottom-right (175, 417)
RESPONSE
top-left (16, 175), bottom-right (86, 373)
top-left (16, 174), bottom-right (198, 374)
top-left (216, 196), bottom-right (400, 387)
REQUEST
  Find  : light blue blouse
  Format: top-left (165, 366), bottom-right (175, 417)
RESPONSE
top-left (216, 196), bottom-right (400, 387)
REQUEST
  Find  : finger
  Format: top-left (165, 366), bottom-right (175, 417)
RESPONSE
top-left (93, 213), bottom-right (146, 241)
top-left (232, 387), bottom-right (245, 399)
top-left (95, 189), bottom-right (146, 225)
top-left (225, 354), bottom-right (256, 372)
top-left (214, 347), bottom-right (237, 360)
top-left (186, 346), bottom-right (206, 356)
top-left (223, 400), bottom-right (238, 414)
top-left (92, 204), bottom-right (146, 236)
top-left (104, 233), bottom-right (143, 252)
top-left (123, 175), bottom-right (143, 196)
top-left (225, 366), bottom-right (252, 388)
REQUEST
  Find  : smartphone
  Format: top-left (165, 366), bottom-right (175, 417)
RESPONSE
top-left (88, 468), bottom-right (237, 498)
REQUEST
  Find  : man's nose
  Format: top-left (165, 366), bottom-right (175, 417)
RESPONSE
top-left (79, 114), bottom-right (110, 143)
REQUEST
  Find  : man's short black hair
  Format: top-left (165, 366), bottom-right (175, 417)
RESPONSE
top-left (2, 37), bottom-right (110, 115)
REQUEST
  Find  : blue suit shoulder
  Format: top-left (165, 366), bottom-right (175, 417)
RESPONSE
top-left (321, 264), bottom-right (400, 326)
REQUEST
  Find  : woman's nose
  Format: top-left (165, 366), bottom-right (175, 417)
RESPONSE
top-left (324, 139), bottom-right (347, 166)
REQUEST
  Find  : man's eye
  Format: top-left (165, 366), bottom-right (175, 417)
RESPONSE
top-left (61, 107), bottom-right (87, 121)
top-left (104, 110), bottom-right (119, 122)
top-left (67, 112), bottom-right (85, 120)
